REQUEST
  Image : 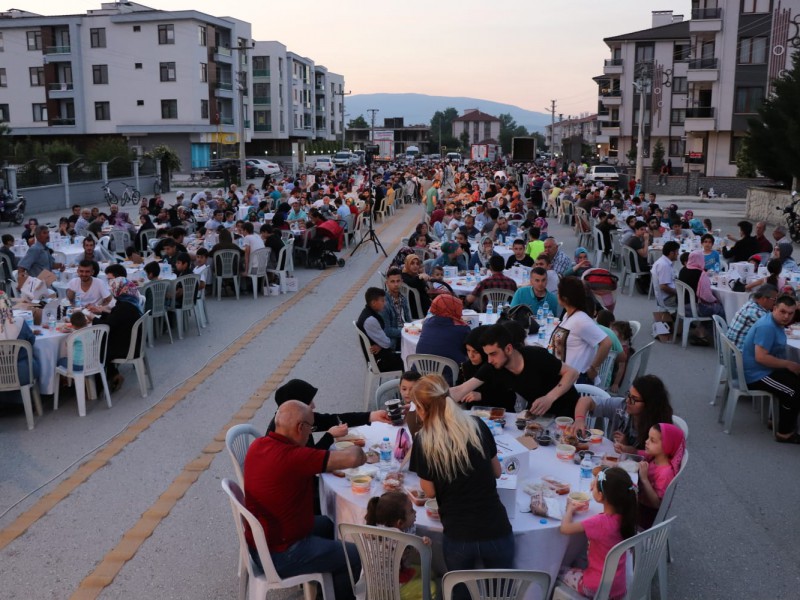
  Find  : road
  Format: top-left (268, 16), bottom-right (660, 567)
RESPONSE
top-left (1, 192), bottom-right (798, 599)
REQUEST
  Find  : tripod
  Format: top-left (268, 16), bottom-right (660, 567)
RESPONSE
top-left (350, 161), bottom-right (387, 257)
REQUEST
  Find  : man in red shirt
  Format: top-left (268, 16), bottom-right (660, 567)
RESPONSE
top-left (244, 400), bottom-right (366, 599)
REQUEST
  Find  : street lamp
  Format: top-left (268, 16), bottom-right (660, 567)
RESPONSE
top-left (632, 62), bottom-right (652, 186)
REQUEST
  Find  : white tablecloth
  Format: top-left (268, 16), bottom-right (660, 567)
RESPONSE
top-left (444, 270), bottom-right (530, 297)
top-left (710, 285), bottom-right (750, 322)
top-left (320, 420), bottom-right (613, 599)
top-left (469, 242), bottom-right (514, 263)
top-left (14, 243), bottom-right (85, 266)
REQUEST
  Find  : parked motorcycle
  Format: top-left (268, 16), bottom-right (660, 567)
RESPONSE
top-left (0, 188), bottom-right (25, 225)
top-left (777, 190), bottom-right (800, 244)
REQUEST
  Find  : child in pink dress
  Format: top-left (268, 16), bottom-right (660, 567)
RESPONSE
top-left (559, 467), bottom-right (638, 599)
top-left (638, 422), bottom-right (686, 528)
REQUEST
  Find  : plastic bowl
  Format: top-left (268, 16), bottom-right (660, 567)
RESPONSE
top-left (425, 499), bottom-right (440, 520)
top-left (555, 416), bottom-right (574, 431)
top-left (537, 434), bottom-right (553, 446)
top-left (332, 441), bottom-right (354, 450)
top-left (351, 476), bottom-right (372, 494)
top-left (568, 491), bottom-right (591, 512)
top-left (556, 444), bottom-right (576, 461)
top-left (589, 429), bottom-right (604, 443)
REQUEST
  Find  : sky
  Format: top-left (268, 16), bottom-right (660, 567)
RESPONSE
top-left (24, 0), bottom-right (692, 114)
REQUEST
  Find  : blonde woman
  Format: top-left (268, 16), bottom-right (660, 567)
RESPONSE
top-left (408, 374), bottom-right (514, 587)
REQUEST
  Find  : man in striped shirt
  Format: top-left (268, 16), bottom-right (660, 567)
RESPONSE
top-left (726, 284), bottom-right (778, 349)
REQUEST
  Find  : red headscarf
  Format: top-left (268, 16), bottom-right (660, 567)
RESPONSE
top-left (430, 294), bottom-right (466, 326)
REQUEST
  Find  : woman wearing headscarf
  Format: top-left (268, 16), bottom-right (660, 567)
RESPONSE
top-left (416, 295), bottom-right (471, 384)
top-left (771, 241), bottom-right (798, 271)
top-left (401, 254), bottom-right (433, 319)
top-left (90, 278), bottom-right (142, 391)
top-left (467, 236), bottom-right (499, 271)
top-left (678, 250), bottom-right (724, 344)
top-left (0, 291), bottom-right (40, 387)
top-left (564, 246), bottom-right (592, 278)
top-left (456, 325), bottom-right (517, 411)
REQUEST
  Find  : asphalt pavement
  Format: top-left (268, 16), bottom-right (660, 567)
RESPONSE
top-left (1, 191), bottom-right (798, 600)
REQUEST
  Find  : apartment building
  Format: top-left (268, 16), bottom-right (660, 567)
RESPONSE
top-left (0, 2), bottom-right (345, 170)
top-left (595, 1), bottom-right (800, 177)
top-left (544, 114), bottom-right (599, 160)
top-left (452, 109), bottom-right (501, 145)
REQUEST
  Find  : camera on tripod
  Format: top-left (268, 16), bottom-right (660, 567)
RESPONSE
top-left (364, 144), bottom-right (380, 166)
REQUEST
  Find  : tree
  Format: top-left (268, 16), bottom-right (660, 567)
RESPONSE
top-left (0, 123), bottom-right (12, 166)
top-left (746, 51), bottom-right (800, 188)
top-left (736, 138), bottom-right (758, 178)
top-left (651, 139), bottom-right (665, 173)
top-left (430, 108), bottom-right (460, 151)
top-left (459, 130), bottom-right (470, 150)
top-left (347, 115), bottom-right (368, 129)
top-left (498, 113), bottom-right (530, 154)
top-left (87, 137), bottom-right (136, 178)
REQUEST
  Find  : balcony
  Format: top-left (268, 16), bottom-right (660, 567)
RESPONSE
top-left (215, 46), bottom-right (232, 57)
top-left (687, 57), bottom-right (719, 82)
top-left (44, 45), bottom-right (71, 55)
top-left (316, 106), bottom-right (326, 113)
top-left (690, 7), bottom-right (722, 32)
top-left (220, 117), bottom-right (234, 125)
top-left (601, 120), bottom-right (621, 129)
top-left (603, 58), bottom-right (623, 74)
top-left (244, 120), bottom-right (250, 128)
top-left (684, 107), bottom-right (716, 132)
top-left (47, 82), bottom-right (74, 94)
top-left (599, 89), bottom-right (622, 106)
top-left (215, 81), bottom-right (234, 91)
top-left (254, 123), bottom-right (272, 132)
top-left (254, 96), bottom-right (271, 106)
top-left (50, 117), bottom-right (76, 126)
top-left (253, 69), bottom-right (270, 77)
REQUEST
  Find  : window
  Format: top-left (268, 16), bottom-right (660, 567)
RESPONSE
top-left (253, 56), bottom-right (268, 72)
top-left (0, 104), bottom-right (8, 122)
top-left (92, 64), bottom-right (109, 84)
top-left (134, 62), bottom-right (142, 69)
top-left (730, 137), bottom-right (746, 163)
top-left (635, 44), bottom-right (654, 64)
top-left (201, 99), bottom-right (209, 119)
top-left (200, 63), bottom-right (208, 82)
top-left (199, 25), bottom-right (207, 46)
top-left (136, 100), bottom-right (144, 106)
top-left (0, 68), bottom-right (5, 87)
top-left (32, 103), bottom-right (47, 122)
top-left (27, 31), bottom-right (42, 51)
top-left (0, 32), bottom-right (4, 52)
top-left (160, 62), bottom-right (176, 82)
top-left (742, 0), bottom-right (770, 13)
top-left (29, 67), bottom-right (45, 86)
top-left (90, 27), bottom-right (106, 48)
top-left (672, 77), bottom-right (688, 93)
top-left (735, 86), bottom-right (764, 113)
top-left (669, 137), bottom-right (685, 157)
top-left (484, 122), bottom-right (491, 140)
top-left (670, 108), bottom-right (686, 125)
top-left (739, 37), bottom-right (767, 64)
top-left (161, 99), bottom-right (178, 119)
top-left (158, 24), bottom-right (175, 45)
top-left (95, 101), bottom-right (110, 120)
top-left (673, 42), bottom-right (690, 62)
top-left (133, 25), bottom-right (141, 32)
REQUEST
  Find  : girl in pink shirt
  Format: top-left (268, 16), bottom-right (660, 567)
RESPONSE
top-left (559, 467), bottom-right (638, 599)
top-left (638, 422), bottom-right (686, 528)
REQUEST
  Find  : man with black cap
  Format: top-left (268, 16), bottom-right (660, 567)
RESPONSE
top-left (266, 378), bottom-right (391, 448)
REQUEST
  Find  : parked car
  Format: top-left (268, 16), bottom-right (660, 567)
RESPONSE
top-left (313, 157), bottom-right (333, 172)
top-left (205, 159), bottom-right (257, 179)
top-left (352, 149), bottom-right (366, 165)
top-left (246, 159), bottom-right (281, 177)
top-left (585, 165), bottom-right (620, 184)
top-left (332, 151), bottom-right (355, 167)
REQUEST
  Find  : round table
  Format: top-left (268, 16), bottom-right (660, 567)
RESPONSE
top-left (12, 311), bottom-right (68, 396)
top-left (469, 241), bottom-right (514, 263)
top-left (444, 270), bottom-right (530, 297)
top-left (710, 285), bottom-right (750, 322)
top-left (320, 420), bottom-right (617, 599)
top-left (13, 242), bottom-right (85, 266)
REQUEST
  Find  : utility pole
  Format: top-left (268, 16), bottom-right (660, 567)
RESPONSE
top-left (633, 61), bottom-right (652, 187)
top-left (545, 100), bottom-right (556, 157)
top-left (367, 108), bottom-right (379, 143)
top-left (235, 40), bottom-right (254, 186)
top-left (333, 88), bottom-right (351, 150)
top-left (558, 113), bottom-right (564, 160)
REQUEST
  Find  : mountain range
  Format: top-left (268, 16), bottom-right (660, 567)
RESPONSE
top-left (345, 93), bottom-right (552, 133)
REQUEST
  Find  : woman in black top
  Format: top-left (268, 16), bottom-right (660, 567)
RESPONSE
top-left (409, 374), bottom-right (514, 594)
top-left (456, 326), bottom-right (516, 411)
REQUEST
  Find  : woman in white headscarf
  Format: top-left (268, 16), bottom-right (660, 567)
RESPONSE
top-left (0, 291), bottom-right (40, 385)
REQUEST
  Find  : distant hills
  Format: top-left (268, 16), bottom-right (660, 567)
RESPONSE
top-left (346, 93), bottom-right (552, 133)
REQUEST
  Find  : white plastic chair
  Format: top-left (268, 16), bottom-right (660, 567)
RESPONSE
top-left (398, 282), bottom-right (424, 319)
top-left (719, 334), bottom-right (774, 434)
top-left (53, 325), bottom-right (112, 417)
top-left (141, 280), bottom-right (173, 346)
top-left (596, 351), bottom-right (617, 391)
top-left (620, 246), bottom-right (649, 296)
top-left (575, 383), bottom-right (611, 432)
top-left (673, 280), bottom-right (714, 348)
top-left (167, 274), bottom-right (202, 339)
top-left (109, 230), bottom-right (131, 256)
top-left (374, 378), bottom-right (401, 412)
top-left (138, 229), bottom-right (157, 256)
top-left (653, 451), bottom-right (689, 600)
top-left (442, 569), bottom-right (550, 600)
top-left (51, 250), bottom-right (68, 266)
top-left (617, 341), bottom-right (655, 395)
top-left (354, 321), bottom-right (403, 409)
top-left (710, 315), bottom-right (728, 406)
top-left (243, 247), bottom-right (271, 298)
top-left (221, 479), bottom-right (334, 600)
top-left (478, 288), bottom-right (516, 311)
top-left (593, 227), bottom-right (611, 268)
top-left (225, 423), bottom-right (261, 487)
top-left (214, 249), bottom-right (241, 300)
top-left (267, 238), bottom-right (295, 293)
top-left (339, 523), bottom-right (433, 600)
top-left (552, 517), bottom-right (676, 600)
top-left (405, 353), bottom-right (460, 379)
top-left (0, 339), bottom-right (43, 430)
top-left (671, 415), bottom-right (689, 440)
top-left (111, 310), bottom-right (153, 397)
top-left (629, 320), bottom-right (641, 342)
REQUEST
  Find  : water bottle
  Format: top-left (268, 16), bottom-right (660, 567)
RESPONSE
top-left (498, 455), bottom-right (505, 475)
top-left (379, 437), bottom-right (392, 463)
top-left (713, 262), bottom-right (720, 274)
top-left (542, 300), bottom-right (550, 315)
top-left (75, 296), bottom-right (82, 309)
top-left (536, 307), bottom-right (544, 324)
top-left (537, 327), bottom-right (545, 343)
top-left (474, 264), bottom-right (480, 278)
top-left (579, 454), bottom-right (594, 492)
top-left (547, 311), bottom-right (554, 326)
top-left (486, 301), bottom-right (494, 320)
top-left (48, 315), bottom-right (57, 330)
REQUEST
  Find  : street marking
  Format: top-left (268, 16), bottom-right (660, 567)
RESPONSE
top-left (71, 219), bottom-right (408, 598)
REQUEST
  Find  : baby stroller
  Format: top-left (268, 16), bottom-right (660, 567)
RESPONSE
top-left (582, 268), bottom-right (619, 313)
top-left (309, 235), bottom-right (345, 270)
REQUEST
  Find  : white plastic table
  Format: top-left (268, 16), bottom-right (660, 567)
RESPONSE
top-left (710, 285), bottom-right (750, 322)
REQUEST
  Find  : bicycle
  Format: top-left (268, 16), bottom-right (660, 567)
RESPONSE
top-left (190, 171), bottom-right (212, 187)
top-left (153, 178), bottom-right (162, 196)
top-left (119, 181), bottom-right (141, 206)
top-left (101, 183), bottom-right (120, 207)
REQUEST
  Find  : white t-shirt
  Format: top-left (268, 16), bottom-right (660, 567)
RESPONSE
top-left (550, 310), bottom-right (608, 374)
top-left (651, 255), bottom-right (676, 305)
top-left (242, 234), bottom-right (265, 253)
top-left (67, 277), bottom-right (111, 306)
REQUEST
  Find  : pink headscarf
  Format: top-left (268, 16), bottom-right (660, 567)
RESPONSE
top-left (686, 250), bottom-right (715, 304)
top-left (657, 423), bottom-right (686, 477)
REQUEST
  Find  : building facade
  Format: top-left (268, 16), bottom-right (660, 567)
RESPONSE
top-left (0, 2), bottom-right (345, 170)
top-left (596, 2), bottom-right (800, 177)
top-left (544, 114), bottom-right (599, 160)
top-left (452, 109), bottom-right (501, 145)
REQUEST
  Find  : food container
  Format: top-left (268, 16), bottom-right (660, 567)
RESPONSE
top-left (555, 416), bottom-right (574, 435)
top-left (589, 429), bottom-right (604, 444)
top-left (525, 421), bottom-right (543, 437)
top-left (568, 491), bottom-right (591, 512)
top-left (407, 488), bottom-right (427, 506)
top-left (332, 441), bottom-right (354, 450)
top-left (603, 453), bottom-right (619, 466)
top-left (515, 418), bottom-right (527, 431)
top-left (541, 476), bottom-right (570, 495)
top-left (471, 406), bottom-right (506, 422)
top-left (573, 449), bottom-right (594, 465)
top-left (425, 499), bottom-right (440, 520)
top-left (351, 476), bottom-right (372, 494)
top-left (556, 444), bottom-right (576, 462)
top-left (537, 434), bottom-right (553, 446)
top-left (383, 477), bottom-right (403, 492)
